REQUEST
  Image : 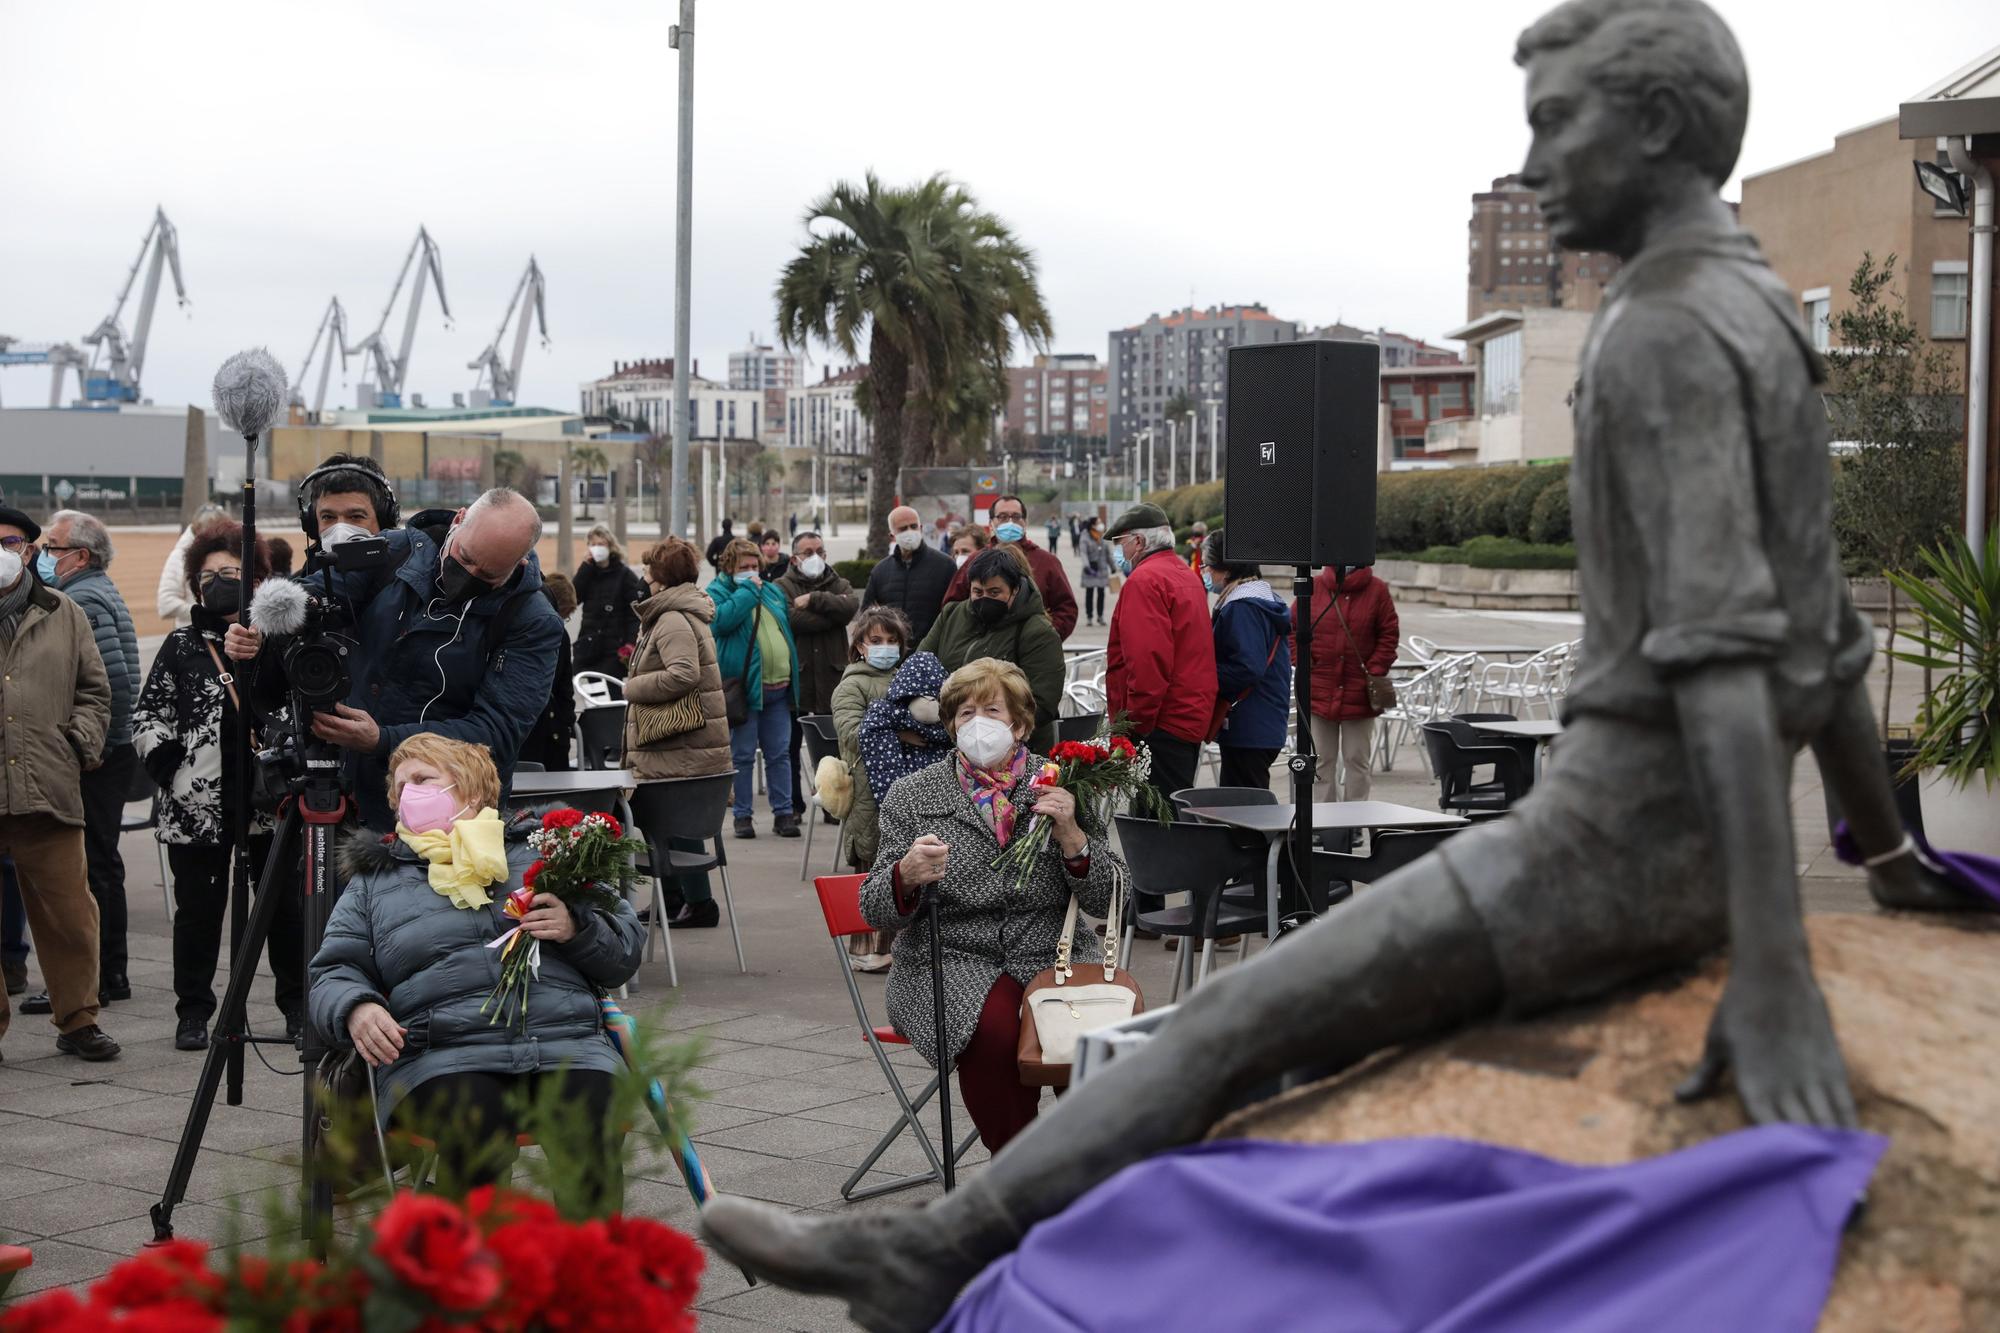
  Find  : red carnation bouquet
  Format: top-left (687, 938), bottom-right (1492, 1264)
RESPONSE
top-left (483, 808), bottom-right (631, 1029)
top-left (0, 1187), bottom-right (704, 1333)
top-left (990, 717), bottom-right (1172, 892)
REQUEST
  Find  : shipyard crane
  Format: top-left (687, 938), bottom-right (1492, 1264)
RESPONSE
top-left (0, 338), bottom-right (91, 407)
top-left (291, 297), bottom-right (351, 416)
top-left (79, 206), bottom-right (189, 404)
top-left (467, 257), bottom-right (549, 408)
top-left (349, 226), bottom-right (451, 409)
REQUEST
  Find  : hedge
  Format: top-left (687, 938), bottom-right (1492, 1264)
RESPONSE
top-left (833, 557), bottom-right (877, 587)
top-left (1395, 535), bottom-right (1577, 570)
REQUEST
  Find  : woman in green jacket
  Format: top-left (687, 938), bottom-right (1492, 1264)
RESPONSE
top-left (831, 605), bottom-right (913, 973)
top-left (918, 545), bottom-right (1065, 754)
top-left (707, 538), bottom-right (801, 838)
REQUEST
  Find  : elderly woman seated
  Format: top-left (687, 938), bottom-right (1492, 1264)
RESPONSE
top-left (309, 733), bottom-right (644, 1208)
top-left (862, 658), bottom-right (1127, 1154)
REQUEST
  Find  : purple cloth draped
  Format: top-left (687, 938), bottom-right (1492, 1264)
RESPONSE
top-left (1832, 819), bottom-right (2000, 907)
top-left (937, 1128), bottom-right (1882, 1333)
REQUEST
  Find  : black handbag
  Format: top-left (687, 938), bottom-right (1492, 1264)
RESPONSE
top-left (722, 602), bottom-right (761, 727)
top-left (308, 1050), bottom-right (397, 1197)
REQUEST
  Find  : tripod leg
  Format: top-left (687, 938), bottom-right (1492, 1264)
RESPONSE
top-left (296, 812), bottom-right (342, 1257)
top-left (151, 807), bottom-right (300, 1243)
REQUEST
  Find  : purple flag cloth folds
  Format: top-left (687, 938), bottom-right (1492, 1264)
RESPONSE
top-left (937, 1128), bottom-right (1883, 1333)
top-left (1832, 819), bottom-right (2000, 907)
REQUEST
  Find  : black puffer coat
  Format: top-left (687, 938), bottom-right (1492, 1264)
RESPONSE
top-left (572, 557), bottom-right (646, 678)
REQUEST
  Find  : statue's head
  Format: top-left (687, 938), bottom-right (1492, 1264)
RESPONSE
top-left (1515, 0), bottom-right (1747, 257)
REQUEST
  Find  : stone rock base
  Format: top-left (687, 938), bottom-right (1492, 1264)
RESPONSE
top-left (1213, 914), bottom-right (2000, 1331)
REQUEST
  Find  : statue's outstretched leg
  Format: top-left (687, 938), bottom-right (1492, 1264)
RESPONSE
top-left (701, 866), bottom-right (1505, 1333)
top-left (1813, 681), bottom-right (1993, 912)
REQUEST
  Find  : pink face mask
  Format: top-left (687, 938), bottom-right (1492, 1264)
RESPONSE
top-left (398, 781), bottom-right (464, 834)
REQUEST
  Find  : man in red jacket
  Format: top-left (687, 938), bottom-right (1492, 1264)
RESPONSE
top-left (939, 494), bottom-right (1078, 640)
top-left (1103, 503), bottom-right (1217, 799)
top-left (1291, 563), bottom-right (1399, 801)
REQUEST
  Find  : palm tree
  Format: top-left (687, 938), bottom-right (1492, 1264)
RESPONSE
top-left (570, 443), bottom-right (609, 518)
top-left (776, 172), bottom-right (1052, 553)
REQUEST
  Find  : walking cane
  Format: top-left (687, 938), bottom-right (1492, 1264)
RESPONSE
top-left (925, 887), bottom-right (955, 1190)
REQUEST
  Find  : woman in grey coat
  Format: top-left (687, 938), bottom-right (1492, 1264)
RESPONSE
top-left (309, 733), bottom-right (644, 1207)
top-left (1077, 518), bottom-right (1110, 627)
top-left (861, 659), bottom-right (1124, 1153)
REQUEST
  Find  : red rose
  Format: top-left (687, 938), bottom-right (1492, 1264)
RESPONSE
top-left (1110, 735), bottom-right (1137, 758)
top-left (91, 1240), bottom-right (223, 1314)
top-left (370, 1193), bottom-right (501, 1314)
top-left (542, 808), bottom-right (585, 831)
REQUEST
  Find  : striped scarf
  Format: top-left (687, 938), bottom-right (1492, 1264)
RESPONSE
top-left (956, 745), bottom-right (1028, 848)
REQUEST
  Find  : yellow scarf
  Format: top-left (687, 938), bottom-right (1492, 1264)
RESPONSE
top-left (396, 808), bottom-right (509, 910)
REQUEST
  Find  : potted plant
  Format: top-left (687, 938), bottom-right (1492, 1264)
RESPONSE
top-left (1886, 528), bottom-right (2000, 855)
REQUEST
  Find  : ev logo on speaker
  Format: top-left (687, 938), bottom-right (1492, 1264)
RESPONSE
top-left (1258, 441), bottom-right (1277, 466)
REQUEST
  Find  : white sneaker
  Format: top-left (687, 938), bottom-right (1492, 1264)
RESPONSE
top-left (852, 953), bottom-right (894, 974)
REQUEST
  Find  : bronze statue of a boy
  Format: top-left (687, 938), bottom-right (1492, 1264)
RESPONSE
top-left (700, 2), bottom-right (1981, 1327)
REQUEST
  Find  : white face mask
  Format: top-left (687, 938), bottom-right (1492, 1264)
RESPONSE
top-left (589, 543), bottom-right (610, 563)
top-left (797, 554), bottom-right (826, 578)
top-left (955, 714), bottom-right (1016, 769)
top-left (320, 521), bottom-right (371, 548)
top-left (895, 528), bottom-right (924, 553)
top-left (954, 552), bottom-right (969, 569)
top-left (0, 547), bottom-right (20, 587)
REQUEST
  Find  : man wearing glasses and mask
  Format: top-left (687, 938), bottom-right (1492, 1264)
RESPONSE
top-left (224, 487), bottom-right (562, 832)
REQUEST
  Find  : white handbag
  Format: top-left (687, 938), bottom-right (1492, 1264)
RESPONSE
top-left (1018, 865), bottom-right (1144, 1085)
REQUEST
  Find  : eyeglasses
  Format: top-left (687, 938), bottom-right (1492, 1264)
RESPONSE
top-left (198, 568), bottom-right (243, 588)
top-left (0, 536), bottom-right (31, 552)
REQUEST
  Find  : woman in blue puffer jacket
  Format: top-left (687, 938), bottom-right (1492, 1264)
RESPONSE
top-left (1203, 531), bottom-right (1294, 792)
top-left (309, 732), bottom-right (643, 1208)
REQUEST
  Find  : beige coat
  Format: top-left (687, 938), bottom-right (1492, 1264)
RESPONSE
top-left (622, 584), bottom-right (732, 782)
top-left (0, 580), bottom-right (111, 825)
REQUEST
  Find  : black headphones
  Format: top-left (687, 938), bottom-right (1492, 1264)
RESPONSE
top-left (296, 456), bottom-right (399, 540)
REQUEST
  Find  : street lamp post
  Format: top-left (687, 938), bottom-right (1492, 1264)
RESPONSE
top-left (1166, 418), bottom-right (1178, 490)
top-left (667, 0), bottom-right (696, 540)
top-left (1204, 398), bottom-right (1221, 482)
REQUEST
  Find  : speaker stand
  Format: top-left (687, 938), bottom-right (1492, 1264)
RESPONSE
top-left (1287, 564), bottom-right (1320, 908)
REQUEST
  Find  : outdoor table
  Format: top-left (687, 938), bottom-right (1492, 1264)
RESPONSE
top-left (1466, 718), bottom-right (1563, 780)
top-left (508, 768), bottom-right (633, 817)
top-left (1182, 802), bottom-right (1469, 928)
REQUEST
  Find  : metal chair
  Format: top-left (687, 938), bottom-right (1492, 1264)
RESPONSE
top-left (1115, 814), bottom-right (1268, 1001)
top-left (1420, 721), bottom-right (1530, 814)
top-left (812, 873), bottom-right (977, 1201)
top-left (1170, 786), bottom-right (1281, 946)
top-left (575, 702), bottom-right (627, 772)
top-left (797, 714), bottom-right (844, 881)
top-left (120, 763), bottom-right (172, 919)
top-left (1055, 712), bottom-right (1106, 744)
top-left (1315, 824), bottom-right (1467, 889)
top-left (573, 671), bottom-right (625, 709)
top-left (628, 773), bottom-right (746, 973)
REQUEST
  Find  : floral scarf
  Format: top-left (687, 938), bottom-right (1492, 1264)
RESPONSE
top-left (956, 746), bottom-right (1028, 849)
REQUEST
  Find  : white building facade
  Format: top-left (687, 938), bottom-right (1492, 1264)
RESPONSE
top-left (786, 367), bottom-right (872, 458)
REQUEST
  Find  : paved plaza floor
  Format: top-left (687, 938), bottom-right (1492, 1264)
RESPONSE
top-left (0, 539), bottom-right (1884, 1330)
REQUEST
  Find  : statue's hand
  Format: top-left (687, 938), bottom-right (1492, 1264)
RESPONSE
top-left (1675, 965), bottom-right (1858, 1128)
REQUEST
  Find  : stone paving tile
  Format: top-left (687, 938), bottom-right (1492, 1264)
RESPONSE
top-left (802, 1058), bottom-right (943, 1093)
top-left (705, 1077), bottom-right (878, 1116)
top-left (0, 1163), bottom-right (72, 1202)
top-left (688, 1013), bottom-right (847, 1045)
top-left (1, 1078), bottom-right (176, 1120)
top-left (805, 1131), bottom-right (988, 1176)
top-left (716, 1156), bottom-right (868, 1209)
top-left (633, 1140), bottom-right (789, 1186)
top-left (696, 1045), bottom-right (855, 1078)
top-left (678, 1099), bottom-right (774, 1136)
top-left (697, 1117), bottom-right (877, 1161)
top-left (702, 1279), bottom-right (861, 1332)
top-left (4, 1181), bottom-right (164, 1241)
top-left (58, 1197), bottom-right (283, 1256)
top-left (0, 1239), bottom-right (129, 1297)
top-left (75, 1093), bottom-right (303, 1153)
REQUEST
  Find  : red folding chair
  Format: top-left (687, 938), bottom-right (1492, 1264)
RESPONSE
top-left (814, 874), bottom-right (976, 1202)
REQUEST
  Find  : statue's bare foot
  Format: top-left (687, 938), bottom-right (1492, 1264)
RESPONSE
top-left (1866, 854), bottom-right (1997, 913)
top-left (701, 1196), bottom-right (980, 1333)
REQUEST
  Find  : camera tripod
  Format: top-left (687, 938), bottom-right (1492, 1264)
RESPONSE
top-left (150, 761), bottom-right (349, 1253)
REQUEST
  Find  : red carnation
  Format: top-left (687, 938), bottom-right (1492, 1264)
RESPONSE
top-left (370, 1194), bottom-right (501, 1314)
top-left (1110, 735), bottom-right (1138, 758)
top-left (91, 1239), bottom-right (224, 1314)
top-left (542, 808), bottom-right (585, 831)
top-left (521, 860), bottom-right (544, 890)
top-left (598, 812), bottom-right (622, 837)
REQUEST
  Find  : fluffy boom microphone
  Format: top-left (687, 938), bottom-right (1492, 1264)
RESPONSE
top-left (211, 348), bottom-right (289, 440)
top-left (249, 578), bottom-right (310, 636)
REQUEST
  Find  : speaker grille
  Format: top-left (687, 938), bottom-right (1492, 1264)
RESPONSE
top-left (1223, 341), bottom-right (1379, 567)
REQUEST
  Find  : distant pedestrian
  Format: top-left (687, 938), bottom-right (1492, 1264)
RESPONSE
top-left (1078, 518), bottom-right (1110, 628)
top-left (705, 517), bottom-right (736, 571)
top-left (759, 530), bottom-right (790, 582)
top-left (1291, 563), bottom-right (1399, 802)
top-left (1203, 531), bottom-right (1291, 792)
top-left (1069, 514), bottom-right (1082, 555)
top-left (1045, 515), bottom-right (1062, 550)
top-left (1185, 521), bottom-right (1209, 581)
top-left (708, 538), bottom-right (800, 839)
top-left (1102, 503), bottom-right (1217, 800)
top-left (0, 503), bottom-right (119, 1062)
top-left (861, 505), bottom-right (956, 644)
top-left (931, 515), bottom-right (953, 552)
top-left (788, 513), bottom-right (799, 538)
top-left (30, 511), bottom-right (140, 1013)
top-left (573, 525), bottom-right (645, 679)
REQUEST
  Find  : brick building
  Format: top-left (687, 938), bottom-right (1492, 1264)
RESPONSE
top-left (1004, 354), bottom-right (1107, 446)
top-left (1108, 303), bottom-right (1299, 455)
top-left (1379, 364), bottom-right (1477, 466)
top-left (1466, 174), bottom-right (1621, 320)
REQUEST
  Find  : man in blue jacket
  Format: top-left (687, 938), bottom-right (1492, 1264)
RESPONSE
top-left (226, 488), bottom-right (563, 831)
top-left (1202, 531), bottom-right (1292, 792)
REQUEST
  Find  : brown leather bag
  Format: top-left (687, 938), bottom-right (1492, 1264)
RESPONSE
top-left (1017, 864), bottom-right (1143, 1088)
top-left (1329, 593), bottom-right (1398, 715)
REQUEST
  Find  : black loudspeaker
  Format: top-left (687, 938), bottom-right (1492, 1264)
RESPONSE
top-left (1222, 339), bottom-right (1380, 568)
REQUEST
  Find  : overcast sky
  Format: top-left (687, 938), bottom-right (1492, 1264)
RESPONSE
top-left (2, 1), bottom-right (1993, 416)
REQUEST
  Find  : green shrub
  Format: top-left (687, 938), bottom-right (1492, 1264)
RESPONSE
top-left (833, 557), bottom-right (877, 587)
top-left (1391, 536), bottom-right (1576, 570)
top-left (1527, 481), bottom-right (1572, 545)
top-left (1505, 464), bottom-right (1568, 541)
top-left (1456, 467), bottom-right (1529, 544)
top-left (1374, 473), bottom-right (1424, 553)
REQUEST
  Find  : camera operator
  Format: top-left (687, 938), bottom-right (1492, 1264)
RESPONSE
top-left (224, 486), bottom-right (563, 832)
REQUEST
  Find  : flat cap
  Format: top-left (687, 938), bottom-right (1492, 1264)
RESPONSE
top-left (1103, 503), bottom-right (1170, 539)
top-left (0, 505), bottom-right (41, 543)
